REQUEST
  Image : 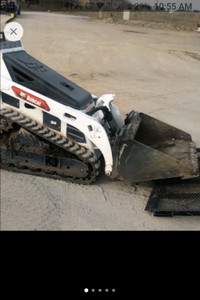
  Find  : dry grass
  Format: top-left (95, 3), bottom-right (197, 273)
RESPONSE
top-left (90, 11), bottom-right (200, 32)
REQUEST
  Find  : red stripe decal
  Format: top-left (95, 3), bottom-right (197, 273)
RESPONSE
top-left (12, 86), bottom-right (50, 111)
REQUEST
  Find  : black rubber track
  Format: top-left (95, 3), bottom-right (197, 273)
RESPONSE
top-left (0, 108), bottom-right (101, 184)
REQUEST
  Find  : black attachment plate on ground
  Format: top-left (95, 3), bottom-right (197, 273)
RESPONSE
top-left (145, 151), bottom-right (200, 216)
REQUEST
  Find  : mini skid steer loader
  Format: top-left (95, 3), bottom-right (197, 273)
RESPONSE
top-left (0, 31), bottom-right (199, 186)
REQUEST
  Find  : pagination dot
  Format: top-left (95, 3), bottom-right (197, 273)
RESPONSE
top-left (84, 288), bottom-right (89, 293)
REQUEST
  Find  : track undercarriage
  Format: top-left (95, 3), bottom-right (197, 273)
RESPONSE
top-left (0, 112), bottom-right (101, 184)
